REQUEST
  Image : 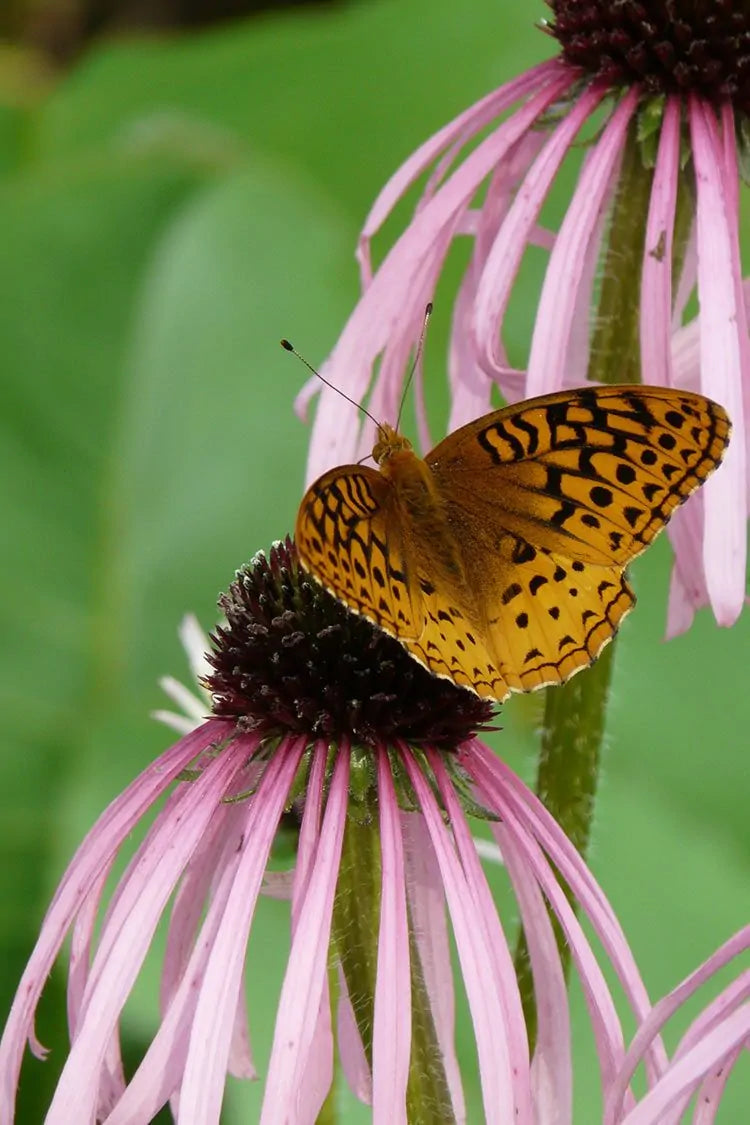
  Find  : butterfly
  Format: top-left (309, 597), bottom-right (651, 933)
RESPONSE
top-left (295, 385), bottom-right (730, 701)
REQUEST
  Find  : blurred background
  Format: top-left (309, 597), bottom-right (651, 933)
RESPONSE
top-left (1, 0), bottom-right (749, 1121)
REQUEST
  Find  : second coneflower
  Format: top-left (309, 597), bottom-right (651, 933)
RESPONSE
top-left (1, 539), bottom-right (668, 1125)
top-left (303, 0), bottom-right (749, 636)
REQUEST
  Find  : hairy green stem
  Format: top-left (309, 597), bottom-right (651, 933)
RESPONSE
top-left (590, 117), bottom-right (655, 385)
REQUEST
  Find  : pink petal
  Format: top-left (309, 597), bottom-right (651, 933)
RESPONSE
top-left (357, 59), bottom-right (567, 282)
top-left (336, 966), bottom-right (372, 1102)
top-left (400, 748), bottom-right (521, 1125)
top-left (496, 825), bottom-right (572, 1123)
top-left (665, 560), bottom-right (699, 636)
top-left (0, 720), bottom-right (231, 1121)
top-left (527, 88), bottom-right (639, 395)
top-left (464, 740), bottom-right (666, 1099)
top-left (260, 746), bottom-right (349, 1124)
top-left (160, 799), bottom-right (239, 1016)
top-left (720, 102), bottom-right (750, 496)
top-left (640, 96), bottom-right (681, 386)
top-left (288, 743), bottom-right (333, 1122)
top-left (372, 748), bottom-right (410, 1125)
top-left (227, 968), bottom-right (256, 1081)
top-left (473, 81), bottom-right (607, 383)
top-left (45, 735), bottom-right (250, 1124)
top-left (103, 808), bottom-right (252, 1124)
top-left (428, 750), bottom-right (532, 1115)
top-left (401, 812), bottom-right (465, 1122)
top-left (305, 69), bottom-right (572, 482)
top-left (691, 1042), bottom-right (745, 1125)
top-left (178, 737), bottom-right (306, 1125)
top-left (607, 925), bottom-right (750, 1122)
top-left (619, 1006), bottom-right (750, 1125)
top-left (449, 129), bottom-right (549, 421)
top-left (689, 97), bottom-right (747, 625)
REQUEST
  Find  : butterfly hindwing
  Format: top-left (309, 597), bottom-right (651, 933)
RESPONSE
top-left (458, 530), bottom-right (634, 696)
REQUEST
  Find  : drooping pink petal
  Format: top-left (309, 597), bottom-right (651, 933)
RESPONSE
top-left (102, 807), bottom-right (252, 1125)
top-left (665, 561), bottom-right (700, 636)
top-left (44, 734), bottom-right (252, 1125)
top-left (719, 101), bottom-right (750, 494)
top-left (0, 719), bottom-right (231, 1119)
top-left (665, 497), bottom-right (709, 637)
top-left (640, 96), bottom-right (681, 386)
top-left (303, 69), bottom-right (572, 482)
top-left (401, 812), bottom-right (465, 1122)
top-left (474, 766), bottom-right (635, 1112)
top-left (400, 747), bottom-right (521, 1125)
top-left (464, 740), bottom-right (667, 1104)
top-left (226, 968), bottom-right (256, 1082)
top-left (527, 87), bottom-right (639, 396)
top-left (178, 737), bottom-right (306, 1125)
top-left (619, 1006), bottom-right (750, 1125)
top-left (691, 1042), bottom-right (745, 1125)
top-left (260, 746), bottom-right (349, 1125)
top-left (473, 81), bottom-right (608, 384)
top-left (428, 750), bottom-right (532, 1118)
top-left (496, 825), bottom-right (572, 1123)
top-left (689, 96), bottom-right (747, 625)
top-left (606, 925), bottom-right (750, 1123)
top-left (563, 163), bottom-right (609, 387)
top-left (672, 222), bottom-right (697, 333)
top-left (448, 129), bottom-right (549, 421)
top-left (372, 747), bottom-right (410, 1125)
top-left (357, 59), bottom-right (566, 282)
top-left (336, 966), bottom-right (372, 1103)
top-left (67, 865), bottom-right (126, 1118)
top-left (288, 743), bottom-right (333, 1122)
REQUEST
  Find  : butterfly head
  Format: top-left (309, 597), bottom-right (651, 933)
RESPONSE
top-left (372, 422), bottom-right (413, 466)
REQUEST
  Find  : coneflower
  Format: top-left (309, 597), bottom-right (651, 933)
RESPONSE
top-left (0, 542), bottom-right (665, 1124)
top-left (303, 0), bottom-right (749, 635)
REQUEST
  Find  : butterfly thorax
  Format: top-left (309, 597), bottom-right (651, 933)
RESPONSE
top-left (375, 434), bottom-right (471, 597)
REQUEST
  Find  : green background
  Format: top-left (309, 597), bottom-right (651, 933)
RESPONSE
top-left (1, 0), bottom-right (748, 1120)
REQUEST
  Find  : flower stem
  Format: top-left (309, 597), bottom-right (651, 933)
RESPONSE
top-left (331, 801), bottom-right (455, 1124)
top-left (591, 115), bottom-right (655, 385)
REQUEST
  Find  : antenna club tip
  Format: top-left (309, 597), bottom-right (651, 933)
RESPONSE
top-left (425, 301), bottom-right (433, 316)
top-left (280, 339), bottom-right (294, 351)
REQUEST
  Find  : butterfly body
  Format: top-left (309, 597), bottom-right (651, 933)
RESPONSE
top-left (295, 386), bottom-right (730, 701)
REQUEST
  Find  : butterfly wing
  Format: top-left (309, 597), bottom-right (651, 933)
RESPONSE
top-left (294, 464), bottom-right (414, 636)
top-left (428, 385), bottom-right (730, 567)
top-left (426, 385), bottom-right (730, 696)
top-left (295, 463), bottom-right (513, 698)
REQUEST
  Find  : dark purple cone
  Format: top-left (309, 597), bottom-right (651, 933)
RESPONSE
top-left (548, 1), bottom-right (750, 111)
top-left (206, 538), bottom-right (496, 750)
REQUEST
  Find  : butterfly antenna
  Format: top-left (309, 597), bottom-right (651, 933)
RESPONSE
top-left (395, 302), bottom-right (433, 431)
top-left (280, 339), bottom-right (381, 430)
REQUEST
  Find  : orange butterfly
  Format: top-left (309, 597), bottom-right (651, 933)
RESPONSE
top-left (295, 385), bottom-right (730, 701)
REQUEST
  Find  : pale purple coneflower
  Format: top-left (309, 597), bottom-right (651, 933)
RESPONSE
top-left (300, 1), bottom-right (750, 637)
top-left (1, 539), bottom-right (672, 1124)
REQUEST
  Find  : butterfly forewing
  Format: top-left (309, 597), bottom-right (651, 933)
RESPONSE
top-left (429, 386), bottom-right (731, 566)
top-left (294, 464), bottom-right (418, 637)
top-left (296, 385), bottom-right (730, 702)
